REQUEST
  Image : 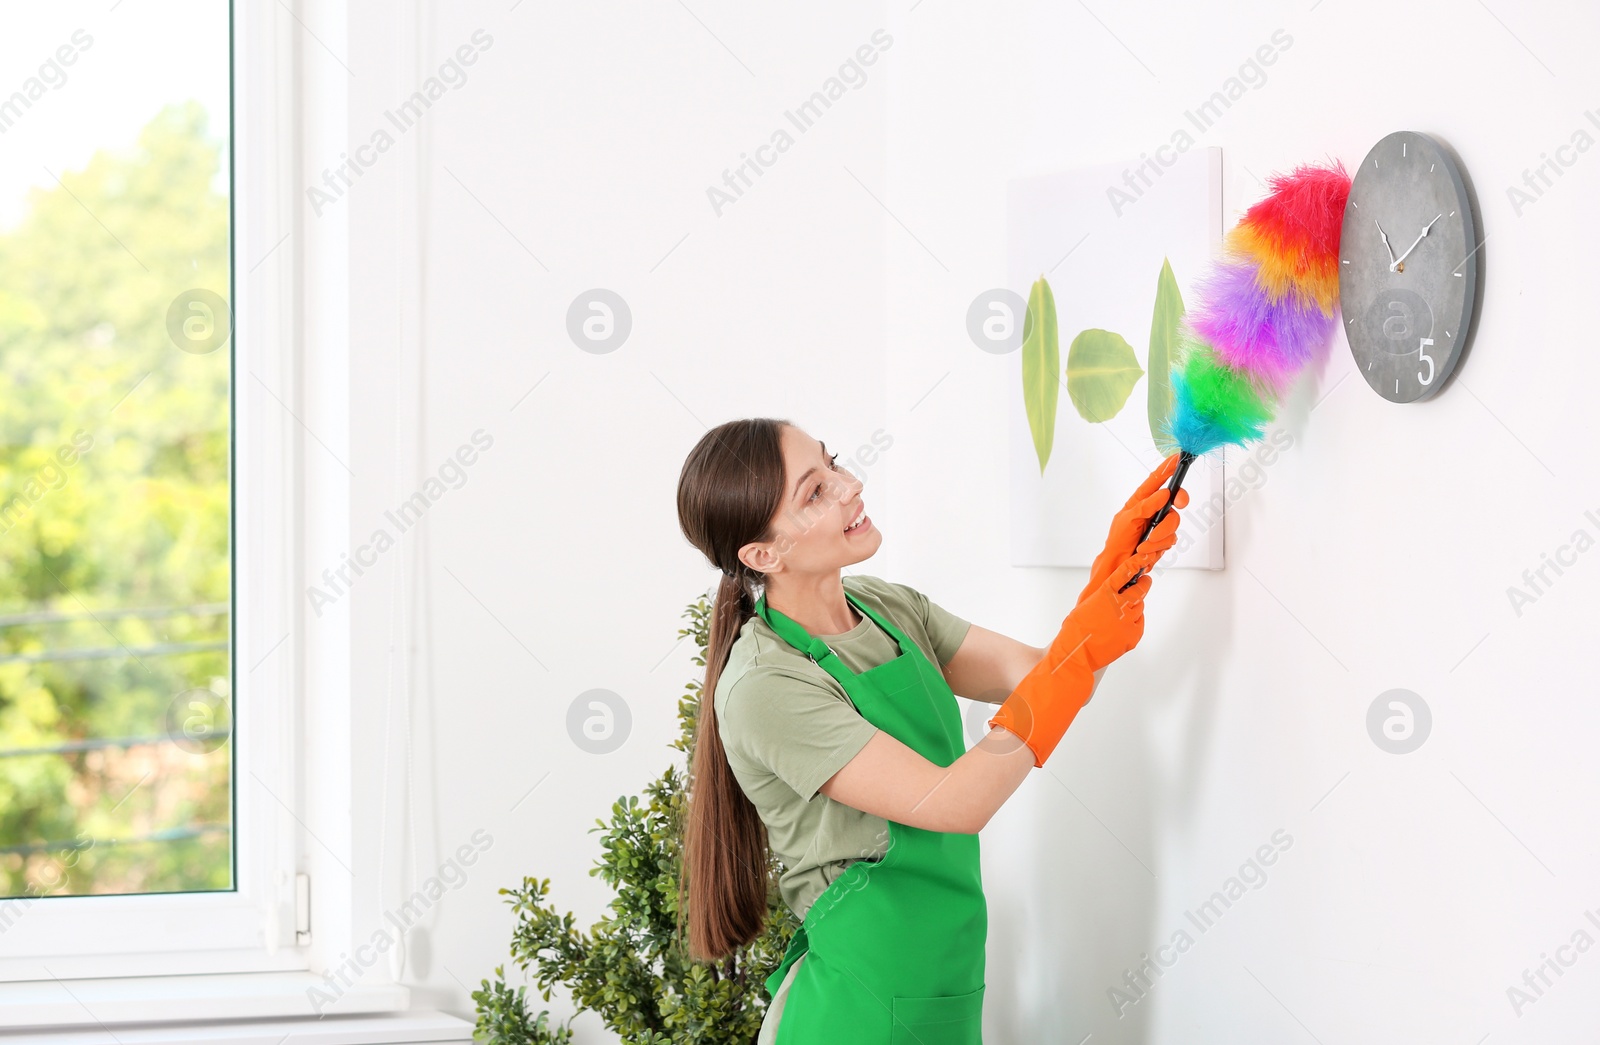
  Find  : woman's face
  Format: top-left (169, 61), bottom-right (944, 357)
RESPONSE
top-left (746, 425), bottom-right (880, 576)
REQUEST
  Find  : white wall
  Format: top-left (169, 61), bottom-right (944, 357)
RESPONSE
top-left (337, 0), bottom-right (890, 1037)
top-left (336, 0), bottom-right (1600, 1040)
top-left (884, 1), bottom-right (1600, 1042)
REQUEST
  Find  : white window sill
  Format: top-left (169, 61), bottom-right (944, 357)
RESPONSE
top-left (0, 1010), bottom-right (473, 1043)
top-left (0, 971), bottom-right (453, 1034)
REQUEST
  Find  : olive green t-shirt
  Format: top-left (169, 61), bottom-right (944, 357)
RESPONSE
top-left (713, 573), bottom-right (972, 923)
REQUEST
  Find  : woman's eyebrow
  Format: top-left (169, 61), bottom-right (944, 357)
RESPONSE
top-left (791, 439), bottom-right (829, 500)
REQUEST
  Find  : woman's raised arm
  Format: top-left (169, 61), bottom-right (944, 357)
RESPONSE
top-left (817, 726), bottom-right (1032, 834)
top-left (817, 665), bottom-right (1106, 834)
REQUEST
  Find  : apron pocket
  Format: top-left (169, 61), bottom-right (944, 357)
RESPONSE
top-left (889, 984), bottom-right (985, 1044)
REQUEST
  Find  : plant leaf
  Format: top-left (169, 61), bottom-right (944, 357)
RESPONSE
top-left (1147, 256), bottom-right (1183, 453)
top-left (1066, 328), bottom-right (1144, 423)
top-left (1021, 275), bottom-right (1059, 474)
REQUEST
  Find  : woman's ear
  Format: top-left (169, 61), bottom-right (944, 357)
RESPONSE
top-left (737, 541), bottom-right (773, 576)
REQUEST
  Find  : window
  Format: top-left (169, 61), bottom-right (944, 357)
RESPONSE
top-left (0, 6), bottom-right (233, 905)
top-left (0, 0), bottom-right (305, 979)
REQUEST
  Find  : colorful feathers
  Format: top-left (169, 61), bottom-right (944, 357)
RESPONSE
top-left (1160, 160), bottom-right (1352, 457)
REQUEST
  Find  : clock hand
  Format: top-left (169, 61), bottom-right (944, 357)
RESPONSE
top-left (1374, 219), bottom-right (1398, 267)
top-left (1391, 214), bottom-right (1443, 270)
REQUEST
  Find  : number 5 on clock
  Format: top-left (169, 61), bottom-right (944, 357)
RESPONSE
top-left (1418, 337), bottom-right (1435, 386)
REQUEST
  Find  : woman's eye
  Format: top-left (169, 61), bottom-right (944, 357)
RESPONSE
top-left (807, 454), bottom-right (840, 502)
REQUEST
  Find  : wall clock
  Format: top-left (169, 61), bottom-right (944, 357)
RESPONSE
top-left (1338, 130), bottom-right (1480, 403)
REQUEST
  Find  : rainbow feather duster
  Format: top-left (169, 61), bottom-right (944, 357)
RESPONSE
top-left (1124, 160), bottom-right (1351, 589)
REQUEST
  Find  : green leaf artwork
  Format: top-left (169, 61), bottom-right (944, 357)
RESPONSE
top-left (1021, 275), bottom-right (1059, 474)
top-left (1065, 328), bottom-right (1144, 423)
top-left (1147, 256), bottom-right (1184, 454)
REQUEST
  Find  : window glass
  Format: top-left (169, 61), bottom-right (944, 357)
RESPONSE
top-left (0, 1), bottom-right (232, 898)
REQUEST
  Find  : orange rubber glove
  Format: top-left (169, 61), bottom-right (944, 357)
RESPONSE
top-left (1079, 453), bottom-right (1191, 604)
top-left (989, 551), bottom-right (1156, 767)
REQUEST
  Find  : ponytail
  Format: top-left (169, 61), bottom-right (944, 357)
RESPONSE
top-left (674, 417), bottom-right (794, 962)
top-left (682, 567), bottom-right (772, 961)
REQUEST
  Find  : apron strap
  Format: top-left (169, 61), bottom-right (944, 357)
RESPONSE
top-left (755, 588), bottom-right (919, 692)
top-left (764, 923), bottom-right (808, 998)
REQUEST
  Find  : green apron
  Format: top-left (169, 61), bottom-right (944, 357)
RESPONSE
top-left (756, 588), bottom-right (987, 1044)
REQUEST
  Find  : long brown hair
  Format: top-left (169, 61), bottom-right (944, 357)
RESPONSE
top-left (675, 416), bottom-right (792, 962)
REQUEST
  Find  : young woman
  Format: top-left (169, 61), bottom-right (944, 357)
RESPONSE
top-left (675, 417), bottom-right (1187, 1044)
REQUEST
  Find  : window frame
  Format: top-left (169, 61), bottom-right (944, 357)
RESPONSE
top-left (0, 0), bottom-right (328, 982)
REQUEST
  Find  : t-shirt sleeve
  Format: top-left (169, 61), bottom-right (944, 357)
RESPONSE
top-left (720, 667), bottom-right (879, 802)
top-left (879, 579), bottom-right (971, 668)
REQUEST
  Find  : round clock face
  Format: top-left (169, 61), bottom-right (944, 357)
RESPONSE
top-left (1339, 131), bottom-right (1479, 403)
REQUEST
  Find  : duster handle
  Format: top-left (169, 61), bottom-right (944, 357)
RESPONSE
top-left (1117, 450), bottom-right (1197, 593)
